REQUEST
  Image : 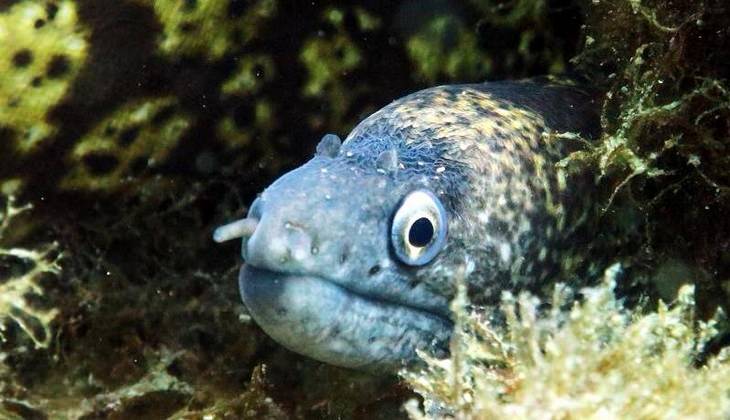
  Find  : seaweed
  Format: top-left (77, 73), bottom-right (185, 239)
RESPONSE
top-left (403, 266), bottom-right (730, 418)
top-left (570, 0), bottom-right (730, 314)
top-left (0, 197), bottom-right (60, 349)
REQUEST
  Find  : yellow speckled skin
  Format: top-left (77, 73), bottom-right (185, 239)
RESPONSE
top-left (346, 80), bottom-right (601, 305)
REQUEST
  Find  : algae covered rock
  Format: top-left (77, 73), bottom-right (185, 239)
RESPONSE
top-left (0, 0), bottom-right (88, 152)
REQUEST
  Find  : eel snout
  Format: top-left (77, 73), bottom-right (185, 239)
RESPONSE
top-left (213, 217), bottom-right (259, 243)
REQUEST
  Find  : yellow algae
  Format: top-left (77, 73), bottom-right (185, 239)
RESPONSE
top-left (404, 266), bottom-right (730, 419)
top-left (0, 0), bottom-right (88, 151)
top-left (148, 0), bottom-right (277, 60)
top-left (61, 97), bottom-right (190, 190)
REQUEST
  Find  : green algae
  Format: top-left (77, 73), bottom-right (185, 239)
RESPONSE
top-left (569, 0), bottom-right (730, 314)
top-left (299, 6), bottom-right (380, 129)
top-left (221, 55), bottom-right (275, 96)
top-left (406, 14), bottom-right (492, 83)
top-left (404, 266), bottom-right (730, 418)
top-left (0, 0), bottom-right (88, 152)
top-left (61, 97), bottom-right (191, 191)
top-left (151, 0), bottom-right (278, 60)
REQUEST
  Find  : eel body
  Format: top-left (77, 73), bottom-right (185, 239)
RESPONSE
top-left (215, 80), bottom-right (601, 372)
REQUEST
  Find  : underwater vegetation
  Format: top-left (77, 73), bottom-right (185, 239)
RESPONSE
top-left (0, 0), bottom-right (728, 418)
top-left (404, 266), bottom-right (730, 419)
top-left (572, 0), bottom-right (730, 317)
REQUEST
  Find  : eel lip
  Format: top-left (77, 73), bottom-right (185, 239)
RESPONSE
top-left (238, 265), bottom-right (452, 372)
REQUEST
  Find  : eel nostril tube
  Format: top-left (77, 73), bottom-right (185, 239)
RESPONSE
top-left (213, 217), bottom-right (259, 243)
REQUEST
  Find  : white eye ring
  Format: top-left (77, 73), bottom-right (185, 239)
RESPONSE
top-left (391, 189), bottom-right (448, 266)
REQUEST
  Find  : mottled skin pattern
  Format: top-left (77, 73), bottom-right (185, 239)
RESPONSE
top-left (348, 80), bottom-right (601, 307)
top-left (232, 80), bottom-right (601, 372)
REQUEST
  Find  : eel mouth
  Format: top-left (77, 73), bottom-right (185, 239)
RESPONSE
top-left (239, 265), bottom-right (453, 372)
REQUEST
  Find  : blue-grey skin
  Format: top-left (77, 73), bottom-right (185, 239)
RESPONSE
top-left (215, 80), bottom-right (600, 373)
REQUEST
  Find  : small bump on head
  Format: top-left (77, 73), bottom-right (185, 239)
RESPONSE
top-left (316, 133), bottom-right (342, 158)
top-left (375, 149), bottom-right (399, 174)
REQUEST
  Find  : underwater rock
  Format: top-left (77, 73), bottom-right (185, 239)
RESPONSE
top-left (60, 97), bottom-right (190, 191)
top-left (0, 0), bottom-right (88, 153)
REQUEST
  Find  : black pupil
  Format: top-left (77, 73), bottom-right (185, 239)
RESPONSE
top-left (408, 217), bottom-right (434, 247)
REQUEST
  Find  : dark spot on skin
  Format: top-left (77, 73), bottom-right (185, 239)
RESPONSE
top-left (46, 3), bottom-right (58, 20)
top-left (455, 115), bottom-right (470, 126)
top-left (82, 153), bottom-right (119, 175)
top-left (276, 307), bottom-right (287, 316)
top-left (46, 55), bottom-right (70, 78)
top-left (490, 218), bottom-right (510, 234)
top-left (368, 336), bottom-right (376, 344)
top-left (12, 50), bottom-right (33, 68)
top-left (340, 250), bottom-right (349, 264)
top-left (478, 107), bottom-right (499, 119)
top-left (31, 77), bottom-right (42, 87)
top-left (523, 158), bottom-right (536, 176)
top-left (34, 19), bottom-right (46, 29)
top-left (368, 265), bottom-right (380, 276)
top-left (117, 126), bottom-right (140, 147)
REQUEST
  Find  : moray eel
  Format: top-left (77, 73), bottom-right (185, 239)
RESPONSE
top-left (214, 80), bottom-right (600, 372)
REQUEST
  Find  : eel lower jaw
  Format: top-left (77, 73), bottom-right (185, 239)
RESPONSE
top-left (238, 265), bottom-right (453, 373)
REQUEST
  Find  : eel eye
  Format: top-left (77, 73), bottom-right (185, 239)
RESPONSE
top-left (391, 189), bottom-right (448, 266)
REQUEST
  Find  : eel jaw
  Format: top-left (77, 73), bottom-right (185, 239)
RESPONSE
top-left (239, 265), bottom-right (452, 372)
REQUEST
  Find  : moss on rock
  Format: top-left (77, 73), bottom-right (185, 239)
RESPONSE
top-left (0, 0), bottom-right (88, 151)
top-left (61, 97), bottom-right (190, 191)
top-left (150, 0), bottom-right (278, 60)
